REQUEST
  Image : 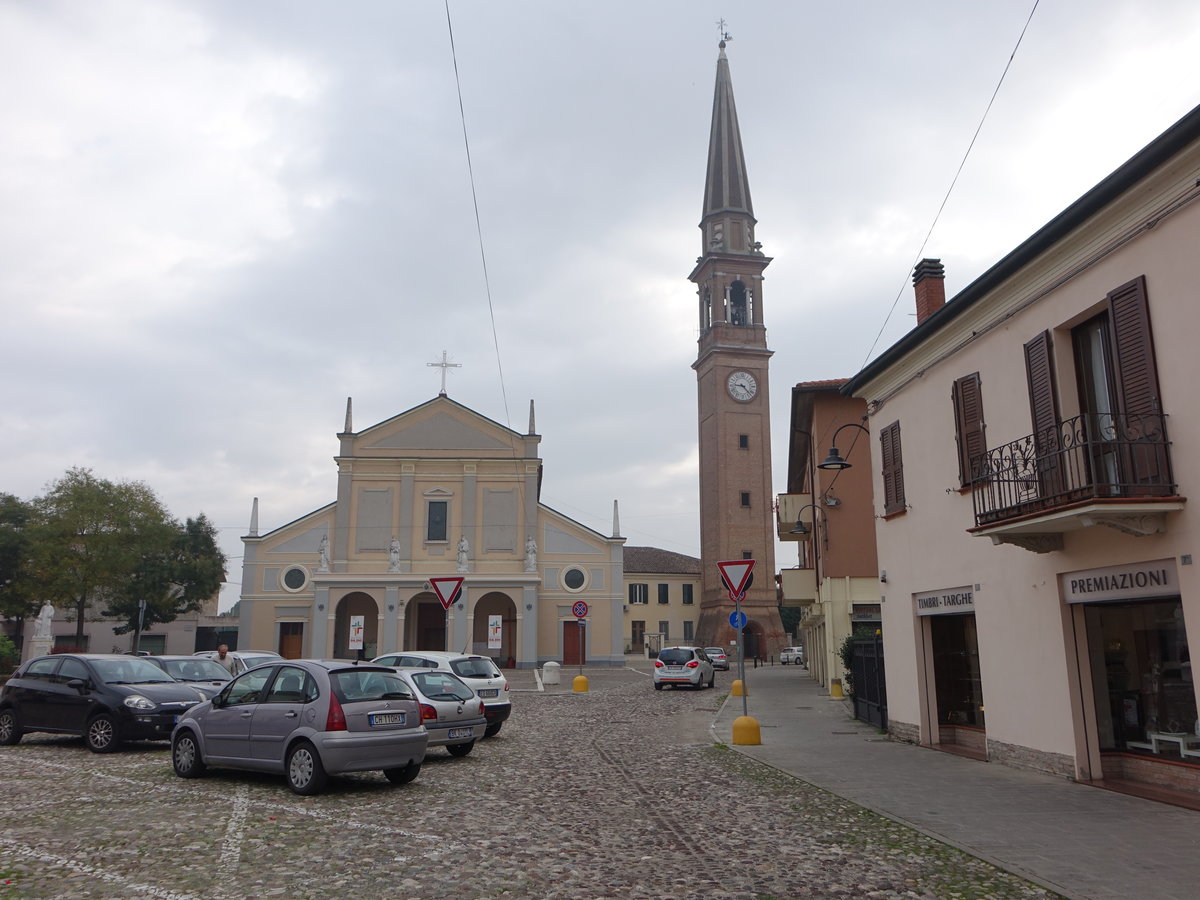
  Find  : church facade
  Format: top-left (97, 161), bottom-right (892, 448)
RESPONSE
top-left (237, 395), bottom-right (625, 668)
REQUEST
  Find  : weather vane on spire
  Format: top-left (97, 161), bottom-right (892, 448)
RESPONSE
top-left (716, 18), bottom-right (732, 44)
top-left (427, 350), bottom-right (462, 396)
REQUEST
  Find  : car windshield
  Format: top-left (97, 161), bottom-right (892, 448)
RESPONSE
top-left (239, 655), bottom-right (277, 669)
top-left (92, 657), bottom-right (176, 684)
top-left (658, 649), bottom-right (695, 665)
top-left (411, 671), bottom-right (475, 701)
top-left (449, 657), bottom-right (500, 678)
top-left (162, 659), bottom-right (231, 682)
top-left (704, 648), bottom-right (724, 656)
top-left (332, 669), bottom-right (413, 702)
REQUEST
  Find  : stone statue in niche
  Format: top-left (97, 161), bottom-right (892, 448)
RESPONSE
top-left (318, 534), bottom-right (329, 572)
top-left (456, 535), bottom-right (470, 573)
top-left (524, 535), bottom-right (537, 573)
top-left (388, 536), bottom-right (401, 573)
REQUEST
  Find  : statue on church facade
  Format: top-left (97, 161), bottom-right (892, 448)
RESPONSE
top-left (524, 535), bottom-right (537, 572)
top-left (456, 535), bottom-right (469, 573)
top-left (388, 537), bottom-right (401, 573)
top-left (318, 534), bottom-right (329, 572)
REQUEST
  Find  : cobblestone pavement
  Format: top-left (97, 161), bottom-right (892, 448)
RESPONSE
top-left (0, 667), bottom-right (1058, 900)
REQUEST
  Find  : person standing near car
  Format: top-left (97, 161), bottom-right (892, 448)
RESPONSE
top-left (214, 644), bottom-right (236, 676)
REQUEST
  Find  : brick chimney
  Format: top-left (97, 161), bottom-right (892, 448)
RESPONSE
top-left (913, 258), bottom-right (946, 325)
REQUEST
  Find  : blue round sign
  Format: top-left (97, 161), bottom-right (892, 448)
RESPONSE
top-left (729, 610), bottom-right (747, 629)
top-left (572, 600), bottom-right (589, 618)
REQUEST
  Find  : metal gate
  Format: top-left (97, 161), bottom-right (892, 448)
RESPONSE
top-left (851, 634), bottom-right (887, 729)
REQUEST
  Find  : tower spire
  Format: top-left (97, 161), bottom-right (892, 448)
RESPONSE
top-left (700, 38), bottom-right (758, 257)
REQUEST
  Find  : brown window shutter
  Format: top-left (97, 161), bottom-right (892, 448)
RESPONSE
top-left (1024, 331), bottom-right (1063, 498)
top-left (1107, 275), bottom-right (1168, 488)
top-left (952, 373), bottom-right (986, 485)
top-left (880, 420), bottom-right (905, 516)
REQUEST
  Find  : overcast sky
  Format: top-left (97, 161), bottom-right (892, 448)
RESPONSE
top-left (3, 1), bottom-right (1199, 611)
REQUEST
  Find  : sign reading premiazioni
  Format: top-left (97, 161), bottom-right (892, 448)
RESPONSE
top-left (1060, 558), bottom-right (1179, 604)
top-left (914, 586), bottom-right (975, 616)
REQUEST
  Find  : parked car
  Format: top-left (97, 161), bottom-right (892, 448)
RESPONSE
top-left (653, 646), bottom-right (715, 690)
top-left (0, 654), bottom-right (204, 752)
top-left (143, 656), bottom-right (233, 698)
top-left (193, 650), bottom-right (282, 676)
top-left (392, 669), bottom-right (486, 757)
top-left (372, 651), bottom-right (511, 737)
top-left (704, 647), bottom-right (730, 671)
top-left (171, 660), bottom-right (427, 795)
top-left (780, 647), bottom-right (805, 666)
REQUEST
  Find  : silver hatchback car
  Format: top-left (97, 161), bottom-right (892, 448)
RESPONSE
top-left (394, 669), bottom-right (486, 757)
top-left (171, 660), bottom-right (428, 795)
top-left (653, 646), bottom-right (716, 690)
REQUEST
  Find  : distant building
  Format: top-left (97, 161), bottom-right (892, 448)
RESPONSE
top-left (237, 394), bottom-right (625, 667)
top-left (622, 546), bottom-right (702, 653)
top-left (844, 103), bottom-right (1200, 801)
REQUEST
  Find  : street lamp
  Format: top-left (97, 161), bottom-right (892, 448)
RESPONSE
top-left (789, 503), bottom-right (823, 537)
top-left (818, 422), bottom-right (870, 470)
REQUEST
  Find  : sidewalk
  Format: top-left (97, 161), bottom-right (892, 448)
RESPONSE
top-left (709, 663), bottom-right (1200, 900)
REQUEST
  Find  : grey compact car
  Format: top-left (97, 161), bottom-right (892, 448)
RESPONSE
top-left (393, 669), bottom-right (486, 757)
top-left (144, 656), bottom-right (232, 698)
top-left (171, 660), bottom-right (428, 795)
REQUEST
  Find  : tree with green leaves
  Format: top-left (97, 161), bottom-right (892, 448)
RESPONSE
top-left (0, 493), bottom-right (38, 623)
top-left (25, 468), bottom-right (183, 648)
top-left (103, 514), bottom-right (226, 649)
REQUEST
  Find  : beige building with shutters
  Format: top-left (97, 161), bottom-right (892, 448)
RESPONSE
top-left (843, 103), bottom-right (1200, 803)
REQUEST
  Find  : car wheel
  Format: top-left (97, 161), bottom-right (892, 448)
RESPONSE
top-left (484, 722), bottom-right (503, 738)
top-left (0, 708), bottom-right (22, 746)
top-left (172, 731), bottom-right (207, 778)
top-left (707, 673), bottom-right (715, 689)
top-left (384, 761), bottom-right (421, 785)
top-left (654, 683), bottom-right (663, 691)
top-left (286, 741), bottom-right (328, 796)
top-left (446, 740), bottom-right (475, 758)
top-left (85, 713), bottom-right (122, 753)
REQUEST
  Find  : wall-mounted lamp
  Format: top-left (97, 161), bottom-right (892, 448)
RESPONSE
top-left (387, 604), bottom-right (395, 612)
top-left (525, 603), bottom-right (533, 611)
top-left (818, 422), bottom-right (870, 470)
top-left (456, 603), bottom-right (464, 611)
top-left (317, 603), bottom-right (325, 612)
top-left (880, 570), bottom-right (887, 583)
top-left (789, 503), bottom-right (823, 536)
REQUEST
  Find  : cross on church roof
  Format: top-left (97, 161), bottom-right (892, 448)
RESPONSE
top-left (428, 350), bottom-right (462, 396)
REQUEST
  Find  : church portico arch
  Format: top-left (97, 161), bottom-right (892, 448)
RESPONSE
top-left (332, 591), bottom-right (379, 659)
top-left (470, 591), bottom-right (517, 667)
top-left (405, 592), bottom-right (448, 651)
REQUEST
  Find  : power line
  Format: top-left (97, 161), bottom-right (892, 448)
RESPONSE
top-left (861, 0), bottom-right (1042, 368)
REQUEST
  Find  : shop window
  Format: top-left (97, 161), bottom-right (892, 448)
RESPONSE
top-left (931, 614), bottom-right (985, 728)
top-left (1085, 598), bottom-right (1195, 754)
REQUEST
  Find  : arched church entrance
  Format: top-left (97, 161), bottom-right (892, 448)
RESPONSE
top-left (405, 592), bottom-right (447, 651)
top-left (742, 621), bottom-right (766, 661)
top-left (333, 592), bottom-right (378, 659)
top-left (471, 591), bottom-right (517, 668)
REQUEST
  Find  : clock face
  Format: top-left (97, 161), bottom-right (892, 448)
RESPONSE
top-left (727, 371), bottom-right (758, 401)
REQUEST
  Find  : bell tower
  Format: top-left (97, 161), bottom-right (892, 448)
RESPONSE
top-left (691, 38), bottom-right (782, 655)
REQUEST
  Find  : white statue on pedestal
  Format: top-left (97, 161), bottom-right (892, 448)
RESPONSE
top-left (524, 535), bottom-right (537, 573)
top-left (32, 603), bottom-right (55, 642)
top-left (388, 536), bottom-right (402, 573)
top-left (456, 535), bottom-right (470, 573)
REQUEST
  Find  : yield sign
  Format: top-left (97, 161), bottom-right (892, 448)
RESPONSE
top-left (429, 576), bottom-right (464, 611)
top-left (716, 559), bottom-right (755, 598)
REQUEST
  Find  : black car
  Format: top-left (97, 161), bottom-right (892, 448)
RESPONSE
top-left (143, 655), bottom-right (232, 698)
top-left (0, 654), bottom-right (203, 753)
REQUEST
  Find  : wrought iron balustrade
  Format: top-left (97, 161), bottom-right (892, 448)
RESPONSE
top-left (970, 412), bottom-right (1174, 527)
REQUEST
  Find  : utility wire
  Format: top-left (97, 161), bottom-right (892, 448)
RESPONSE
top-left (861, 0), bottom-right (1041, 368)
top-left (444, 1), bottom-right (512, 432)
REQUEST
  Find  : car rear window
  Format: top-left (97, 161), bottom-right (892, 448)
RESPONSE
top-left (450, 657), bottom-right (500, 678)
top-left (411, 671), bottom-right (475, 702)
top-left (332, 669), bottom-right (413, 702)
top-left (658, 649), bottom-right (695, 665)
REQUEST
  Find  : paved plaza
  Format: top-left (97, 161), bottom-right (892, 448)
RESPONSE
top-left (0, 663), bottom-right (1058, 899)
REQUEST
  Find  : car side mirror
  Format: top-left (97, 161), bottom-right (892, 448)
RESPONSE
top-left (66, 678), bottom-right (88, 692)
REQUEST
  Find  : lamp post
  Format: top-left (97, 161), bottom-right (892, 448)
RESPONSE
top-left (788, 502), bottom-right (824, 537)
top-left (818, 422), bottom-right (871, 470)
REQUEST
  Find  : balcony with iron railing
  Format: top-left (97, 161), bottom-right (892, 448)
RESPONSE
top-left (968, 412), bottom-right (1185, 552)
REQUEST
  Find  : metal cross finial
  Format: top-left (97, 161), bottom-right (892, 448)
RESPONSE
top-left (427, 350), bottom-right (462, 396)
top-left (716, 19), bottom-right (732, 43)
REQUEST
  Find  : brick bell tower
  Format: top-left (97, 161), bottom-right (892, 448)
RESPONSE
top-left (691, 38), bottom-right (782, 657)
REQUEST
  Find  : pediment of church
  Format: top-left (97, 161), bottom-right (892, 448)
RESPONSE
top-left (265, 522), bottom-right (329, 555)
top-left (357, 399), bottom-right (520, 455)
top-left (542, 520), bottom-right (606, 556)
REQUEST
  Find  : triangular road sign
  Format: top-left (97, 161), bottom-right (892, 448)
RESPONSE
top-left (716, 559), bottom-right (755, 597)
top-left (429, 576), bottom-right (464, 611)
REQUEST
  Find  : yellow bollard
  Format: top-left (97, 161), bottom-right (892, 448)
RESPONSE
top-left (731, 679), bottom-right (748, 697)
top-left (732, 714), bottom-right (761, 746)
top-left (830, 678), bottom-right (844, 699)
top-left (572, 675), bottom-right (589, 693)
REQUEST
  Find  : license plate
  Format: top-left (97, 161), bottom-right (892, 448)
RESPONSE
top-left (447, 728), bottom-right (472, 739)
top-left (478, 689), bottom-right (498, 698)
top-left (667, 666), bottom-right (682, 671)
top-left (370, 712), bottom-right (406, 726)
